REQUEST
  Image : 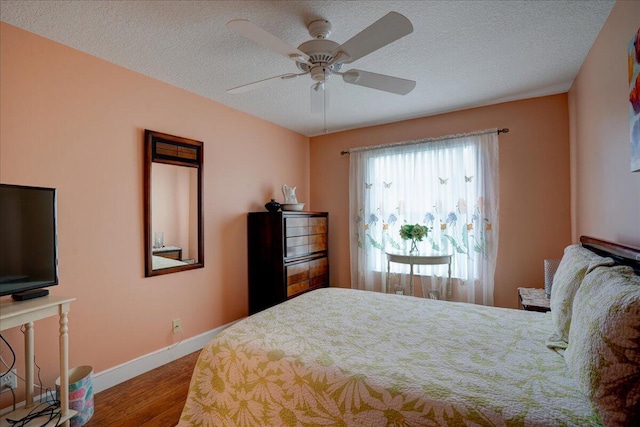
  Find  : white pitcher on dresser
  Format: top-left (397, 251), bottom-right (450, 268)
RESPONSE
top-left (282, 185), bottom-right (298, 203)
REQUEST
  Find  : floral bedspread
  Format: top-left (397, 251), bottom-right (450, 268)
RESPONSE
top-left (178, 288), bottom-right (599, 426)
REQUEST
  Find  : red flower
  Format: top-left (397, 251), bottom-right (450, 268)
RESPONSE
top-left (631, 73), bottom-right (640, 115)
top-left (635, 28), bottom-right (640, 64)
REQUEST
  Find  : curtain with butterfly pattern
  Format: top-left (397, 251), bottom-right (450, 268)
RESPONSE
top-left (348, 129), bottom-right (499, 305)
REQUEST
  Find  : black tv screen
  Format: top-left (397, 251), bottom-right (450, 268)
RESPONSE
top-left (0, 184), bottom-right (58, 297)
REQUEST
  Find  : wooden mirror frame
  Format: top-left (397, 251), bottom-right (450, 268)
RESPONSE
top-left (144, 129), bottom-right (204, 277)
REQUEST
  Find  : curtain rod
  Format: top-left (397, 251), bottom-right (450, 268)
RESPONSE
top-left (340, 128), bottom-right (509, 156)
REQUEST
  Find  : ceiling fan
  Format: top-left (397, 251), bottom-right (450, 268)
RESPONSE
top-left (226, 12), bottom-right (416, 114)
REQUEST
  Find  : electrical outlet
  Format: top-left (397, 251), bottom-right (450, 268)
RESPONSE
top-left (0, 369), bottom-right (18, 392)
top-left (172, 319), bottom-right (182, 334)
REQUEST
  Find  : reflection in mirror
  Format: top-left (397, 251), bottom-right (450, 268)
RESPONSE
top-left (151, 164), bottom-right (199, 266)
top-left (144, 130), bottom-right (203, 277)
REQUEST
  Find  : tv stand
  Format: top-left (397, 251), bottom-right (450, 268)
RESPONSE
top-left (0, 296), bottom-right (77, 427)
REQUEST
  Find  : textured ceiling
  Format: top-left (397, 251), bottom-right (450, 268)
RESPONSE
top-left (0, 0), bottom-right (615, 136)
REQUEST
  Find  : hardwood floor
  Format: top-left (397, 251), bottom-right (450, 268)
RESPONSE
top-left (83, 350), bottom-right (200, 427)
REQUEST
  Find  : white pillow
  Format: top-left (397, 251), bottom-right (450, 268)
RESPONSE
top-left (548, 244), bottom-right (614, 348)
top-left (565, 265), bottom-right (640, 426)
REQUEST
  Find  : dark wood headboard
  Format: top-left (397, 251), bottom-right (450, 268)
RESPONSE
top-left (580, 236), bottom-right (640, 274)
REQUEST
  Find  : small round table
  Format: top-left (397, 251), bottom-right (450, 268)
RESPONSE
top-left (385, 250), bottom-right (453, 298)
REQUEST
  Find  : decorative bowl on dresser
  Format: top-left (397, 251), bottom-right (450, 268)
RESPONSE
top-left (281, 203), bottom-right (305, 211)
top-left (247, 211), bottom-right (329, 314)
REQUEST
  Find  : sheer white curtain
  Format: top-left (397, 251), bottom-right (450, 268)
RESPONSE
top-left (349, 130), bottom-right (499, 305)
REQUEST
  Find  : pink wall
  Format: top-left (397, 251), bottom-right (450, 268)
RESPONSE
top-left (310, 95), bottom-right (572, 309)
top-left (2, 0), bottom-right (634, 408)
top-left (569, 0), bottom-right (640, 246)
top-left (0, 23), bottom-right (309, 406)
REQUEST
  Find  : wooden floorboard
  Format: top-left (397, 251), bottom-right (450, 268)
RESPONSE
top-left (83, 350), bottom-right (200, 427)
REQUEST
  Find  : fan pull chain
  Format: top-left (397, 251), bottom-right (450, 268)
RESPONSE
top-left (323, 68), bottom-right (328, 134)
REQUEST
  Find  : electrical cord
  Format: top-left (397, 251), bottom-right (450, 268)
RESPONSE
top-left (1, 331), bottom-right (62, 425)
top-left (9, 386), bottom-right (16, 412)
top-left (5, 381), bottom-right (61, 427)
top-left (0, 333), bottom-right (16, 379)
top-left (5, 400), bottom-right (61, 427)
top-left (168, 329), bottom-right (184, 350)
top-left (0, 354), bottom-right (13, 370)
top-left (36, 361), bottom-right (45, 403)
top-left (0, 333), bottom-right (17, 411)
top-left (1, 353), bottom-right (46, 392)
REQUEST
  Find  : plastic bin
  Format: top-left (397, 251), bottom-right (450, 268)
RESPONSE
top-left (56, 365), bottom-right (94, 427)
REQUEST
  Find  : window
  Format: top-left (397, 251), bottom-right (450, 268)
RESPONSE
top-left (349, 130), bottom-right (499, 305)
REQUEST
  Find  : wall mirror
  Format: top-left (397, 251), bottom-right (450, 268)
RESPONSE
top-left (144, 130), bottom-right (203, 277)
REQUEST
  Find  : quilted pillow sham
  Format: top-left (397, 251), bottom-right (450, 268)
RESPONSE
top-left (548, 244), bottom-right (614, 348)
top-left (565, 265), bottom-right (640, 426)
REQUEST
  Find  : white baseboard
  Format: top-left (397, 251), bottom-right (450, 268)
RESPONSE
top-left (0, 319), bottom-right (239, 416)
top-left (92, 319), bottom-right (239, 393)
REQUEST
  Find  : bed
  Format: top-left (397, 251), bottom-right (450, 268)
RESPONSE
top-left (151, 254), bottom-right (188, 270)
top-left (178, 236), bottom-right (640, 426)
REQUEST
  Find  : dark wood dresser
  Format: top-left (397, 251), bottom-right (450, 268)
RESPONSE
top-left (248, 211), bottom-right (329, 314)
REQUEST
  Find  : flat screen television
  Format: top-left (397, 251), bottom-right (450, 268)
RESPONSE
top-left (0, 184), bottom-right (58, 299)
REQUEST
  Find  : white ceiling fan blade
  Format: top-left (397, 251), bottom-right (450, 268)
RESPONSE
top-left (333, 12), bottom-right (413, 64)
top-left (342, 70), bottom-right (416, 95)
top-left (310, 82), bottom-right (330, 114)
top-left (228, 73), bottom-right (300, 94)
top-left (227, 20), bottom-right (309, 62)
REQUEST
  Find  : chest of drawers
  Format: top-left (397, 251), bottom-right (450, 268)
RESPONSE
top-left (248, 211), bottom-right (329, 314)
top-left (152, 246), bottom-right (182, 260)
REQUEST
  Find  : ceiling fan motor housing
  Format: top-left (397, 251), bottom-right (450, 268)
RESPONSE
top-left (307, 20), bottom-right (332, 39)
top-left (295, 39), bottom-right (343, 80)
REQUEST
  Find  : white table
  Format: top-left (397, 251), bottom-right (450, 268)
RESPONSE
top-left (0, 296), bottom-right (76, 427)
top-left (385, 250), bottom-right (452, 298)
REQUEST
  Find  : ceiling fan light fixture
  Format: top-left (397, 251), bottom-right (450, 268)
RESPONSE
top-left (311, 66), bottom-right (331, 81)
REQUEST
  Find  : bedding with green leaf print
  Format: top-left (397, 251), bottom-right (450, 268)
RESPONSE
top-left (179, 288), bottom-right (600, 426)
